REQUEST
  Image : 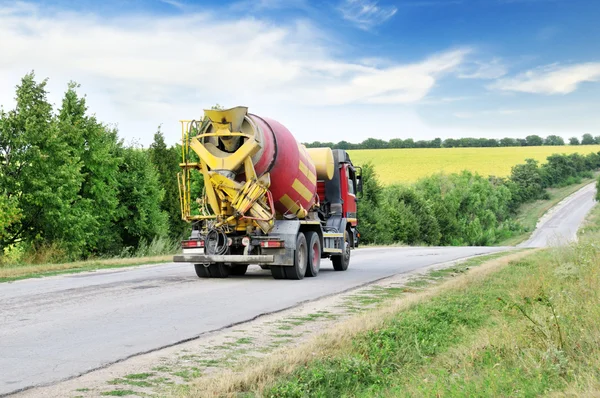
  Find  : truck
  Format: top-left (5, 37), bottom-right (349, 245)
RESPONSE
top-left (172, 106), bottom-right (362, 280)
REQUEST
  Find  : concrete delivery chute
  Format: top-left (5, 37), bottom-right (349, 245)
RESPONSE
top-left (173, 106), bottom-right (362, 280)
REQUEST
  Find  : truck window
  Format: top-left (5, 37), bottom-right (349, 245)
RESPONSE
top-left (347, 168), bottom-right (355, 195)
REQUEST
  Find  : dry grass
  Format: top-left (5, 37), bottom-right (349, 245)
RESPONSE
top-left (178, 250), bottom-right (536, 398)
top-left (0, 255), bottom-right (173, 281)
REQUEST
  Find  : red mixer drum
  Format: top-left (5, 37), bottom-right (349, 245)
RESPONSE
top-left (247, 114), bottom-right (317, 218)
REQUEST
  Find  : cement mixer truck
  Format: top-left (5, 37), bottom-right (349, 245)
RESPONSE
top-left (173, 106), bottom-right (362, 280)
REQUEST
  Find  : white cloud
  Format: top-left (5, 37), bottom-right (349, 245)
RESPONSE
top-left (490, 63), bottom-right (600, 94)
top-left (0, 2), bottom-right (469, 145)
top-left (459, 58), bottom-right (507, 79)
top-left (309, 48), bottom-right (470, 105)
top-left (338, 0), bottom-right (397, 30)
top-left (159, 0), bottom-right (186, 10)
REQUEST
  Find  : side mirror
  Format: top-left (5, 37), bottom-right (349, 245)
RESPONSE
top-left (355, 166), bottom-right (363, 198)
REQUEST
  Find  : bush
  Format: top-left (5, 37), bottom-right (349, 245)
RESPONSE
top-left (357, 151), bottom-right (600, 247)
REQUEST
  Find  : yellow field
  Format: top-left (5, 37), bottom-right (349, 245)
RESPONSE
top-left (347, 146), bottom-right (600, 185)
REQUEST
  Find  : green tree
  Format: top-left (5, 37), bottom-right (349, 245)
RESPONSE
top-left (356, 162), bottom-right (383, 244)
top-left (500, 137), bottom-right (518, 147)
top-left (0, 72), bottom-right (85, 257)
top-left (114, 145), bottom-right (169, 251)
top-left (525, 135), bottom-right (543, 146)
top-left (57, 82), bottom-right (123, 256)
top-left (544, 135), bottom-right (565, 146)
top-left (569, 137), bottom-right (580, 145)
top-left (508, 158), bottom-right (545, 204)
top-left (149, 127), bottom-right (188, 239)
top-left (581, 133), bottom-right (595, 145)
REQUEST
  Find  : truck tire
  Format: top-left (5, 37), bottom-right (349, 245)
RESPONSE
top-left (304, 231), bottom-right (321, 277)
top-left (208, 263), bottom-right (230, 278)
top-left (332, 230), bottom-right (350, 271)
top-left (230, 264), bottom-right (249, 276)
top-left (270, 232), bottom-right (307, 280)
top-left (194, 264), bottom-right (210, 278)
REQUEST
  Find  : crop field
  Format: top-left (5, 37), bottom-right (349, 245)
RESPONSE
top-left (347, 145), bottom-right (600, 184)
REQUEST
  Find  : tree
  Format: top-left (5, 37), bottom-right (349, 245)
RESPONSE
top-left (0, 72), bottom-right (85, 257)
top-left (525, 135), bottom-right (543, 146)
top-left (544, 135), bottom-right (565, 146)
top-left (508, 159), bottom-right (545, 204)
top-left (149, 127), bottom-right (188, 239)
top-left (388, 138), bottom-right (404, 148)
top-left (57, 82), bottom-right (122, 256)
top-left (361, 138), bottom-right (388, 149)
top-left (581, 133), bottom-right (595, 145)
top-left (500, 137), bottom-right (518, 147)
top-left (356, 162), bottom-right (383, 244)
top-left (115, 145), bottom-right (169, 251)
top-left (569, 137), bottom-right (580, 145)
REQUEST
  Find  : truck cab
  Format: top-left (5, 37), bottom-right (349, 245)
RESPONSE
top-left (317, 149), bottom-right (361, 248)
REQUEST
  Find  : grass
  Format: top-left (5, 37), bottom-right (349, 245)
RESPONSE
top-left (100, 390), bottom-right (138, 396)
top-left (348, 145), bottom-right (600, 184)
top-left (497, 175), bottom-right (597, 246)
top-left (183, 208), bottom-right (600, 397)
top-left (177, 250), bottom-right (531, 397)
top-left (0, 255), bottom-right (174, 283)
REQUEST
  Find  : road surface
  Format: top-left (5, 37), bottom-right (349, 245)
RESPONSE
top-left (520, 182), bottom-right (597, 248)
top-left (0, 183), bottom-right (596, 396)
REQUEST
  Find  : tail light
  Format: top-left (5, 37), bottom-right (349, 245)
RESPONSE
top-left (182, 240), bottom-right (204, 248)
top-left (260, 240), bottom-right (285, 248)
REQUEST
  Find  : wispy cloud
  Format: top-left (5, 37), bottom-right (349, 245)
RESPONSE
top-left (459, 58), bottom-right (507, 79)
top-left (317, 48), bottom-right (470, 104)
top-left (453, 108), bottom-right (521, 119)
top-left (338, 0), bottom-right (397, 30)
top-left (159, 0), bottom-right (186, 10)
top-left (0, 1), bottom-right (471, 146)
top-left (490, 63), bottom-right (600, 94)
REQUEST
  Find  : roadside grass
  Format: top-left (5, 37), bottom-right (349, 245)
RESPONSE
top-left (184, 213), bottom-right (600, 397)
top-left (578, 199), bottom-right (600, 237)
top-left (176, 250), bottom-right (532, 397)
top-left (268, 246), bottom-right (600, 396)
top-left (0, 255), bottom-right (174, 283)
top-left (498, 177), bottom-right (597, 246)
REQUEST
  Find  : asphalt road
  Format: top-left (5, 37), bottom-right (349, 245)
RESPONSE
top-left (0, 183), bottom-right (596, 396)
top-left (520, 182), bottom-right (597, 248)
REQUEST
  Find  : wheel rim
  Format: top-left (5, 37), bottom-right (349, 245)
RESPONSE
top-left (298, 242), bottom-right (306, 273)
top-left (312, 243), bottom-right (319, 268)
top-left (344, 232), bottom-right (350, 261)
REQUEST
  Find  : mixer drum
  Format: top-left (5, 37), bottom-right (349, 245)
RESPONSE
top-left (248, 115), bottom-right (318, 218)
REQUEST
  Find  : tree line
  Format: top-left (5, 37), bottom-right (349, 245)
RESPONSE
top-left (305, 134), bottom-right (600, 150)
top-left (0, 73), bottom-right (186, 263)
top-left (2, 72), bottom-right (599, 264)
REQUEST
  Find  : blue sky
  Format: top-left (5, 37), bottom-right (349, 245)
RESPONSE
top-left (0, 0), bottom-right (599, 146)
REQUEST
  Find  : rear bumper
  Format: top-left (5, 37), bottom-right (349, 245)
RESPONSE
top-left (173, 254), bottom-right (275, 264)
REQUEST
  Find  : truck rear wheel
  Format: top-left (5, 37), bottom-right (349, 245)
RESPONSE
top-left (332, 230), bottom-right (350, 271)
top-left (208, 263), bottom-right (230, 278)
top-left (194, 264), bottom-right (210, 278)
top-left (270, 232), bottom-right (307, 280)
top-left (195, 263), bottom-right (230, 278)
top-left (230, 264), bottom-right (249, 276)
top-left (304, 231), bottom-right (321, 277)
